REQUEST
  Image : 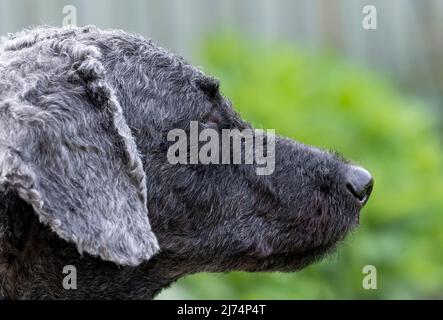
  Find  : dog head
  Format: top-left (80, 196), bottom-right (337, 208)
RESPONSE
top-left (0, 27), bottom-right (373, 274)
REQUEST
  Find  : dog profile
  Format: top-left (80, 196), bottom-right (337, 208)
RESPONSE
top-left (0, 26), bottom-right (373, 299)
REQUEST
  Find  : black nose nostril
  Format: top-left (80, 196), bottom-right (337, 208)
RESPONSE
top-left (346, 182), bottom-right (373, 201)
top-left (346, 166), bottom-right (374, 204)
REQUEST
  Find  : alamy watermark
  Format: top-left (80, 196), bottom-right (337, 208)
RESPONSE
top-left (362, 5), bottom-right (377, 30)
top-left (167, 121), bottom-right (275, 176)
top-left (62, 265), bottom-right (77, 290)
top-left (362, 265), bottom-right (377, 290)
top-left (62, 5), bottom-right (77, 27)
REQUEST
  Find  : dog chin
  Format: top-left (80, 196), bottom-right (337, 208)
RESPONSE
top-left (237, 242), bottom-right (338, 273)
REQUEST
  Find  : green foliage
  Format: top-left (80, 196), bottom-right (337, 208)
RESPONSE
top-left (158, 36), bottom-right (443, 299)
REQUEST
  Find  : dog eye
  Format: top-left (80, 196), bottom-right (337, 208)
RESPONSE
top-left (201, 113), bottom-right (222, 129)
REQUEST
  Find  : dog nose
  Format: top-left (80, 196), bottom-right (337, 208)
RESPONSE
top-left (346, 165), bottom-right (373, 204)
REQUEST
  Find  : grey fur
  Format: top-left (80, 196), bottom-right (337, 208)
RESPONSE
top-left (0, 26), bottom-right (366, 299)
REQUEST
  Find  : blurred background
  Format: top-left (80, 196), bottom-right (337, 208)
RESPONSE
top-left (1, 0), bottom-right (442, 299)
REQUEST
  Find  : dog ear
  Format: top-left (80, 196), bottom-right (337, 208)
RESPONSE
top-left (0, 39), bottom-right (159, 266)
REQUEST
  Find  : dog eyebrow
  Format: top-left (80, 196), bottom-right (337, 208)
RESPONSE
top-left (194, 76), bottom-right (220, 99)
